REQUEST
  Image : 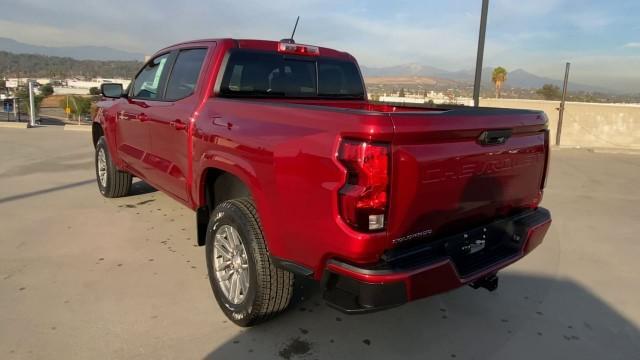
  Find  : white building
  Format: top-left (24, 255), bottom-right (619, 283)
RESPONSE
top-left (375, 91), bottom-right (474, 107)
top-left (64, 78), bottom-right (132, 90)
top-left (378, 95), bottom-right (426, 104)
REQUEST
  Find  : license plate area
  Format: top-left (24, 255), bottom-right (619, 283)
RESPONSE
top-left (443, 223), bottom-right (523, 276)
top-left (380, 210), bottom-right (544, 276)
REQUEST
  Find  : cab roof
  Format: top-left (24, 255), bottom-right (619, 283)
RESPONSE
top-left (157, 38), bottom-right (356, 62)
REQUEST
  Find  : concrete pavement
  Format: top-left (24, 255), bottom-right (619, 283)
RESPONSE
top-left (1, 126), bottom-right (639, 359)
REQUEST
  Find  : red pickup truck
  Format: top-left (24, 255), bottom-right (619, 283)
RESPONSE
top-left (93, 38), bottom-right (551, 326)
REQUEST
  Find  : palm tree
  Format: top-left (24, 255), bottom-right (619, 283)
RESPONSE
top-left (491, 67), bottom-right (508, 99)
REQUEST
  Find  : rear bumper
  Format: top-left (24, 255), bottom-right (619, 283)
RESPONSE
top-left (322, 208), bottom-right (551, 313)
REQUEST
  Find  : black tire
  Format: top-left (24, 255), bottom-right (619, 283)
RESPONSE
top-left (206, 198), bottom-right (293, 326)
top-left (95, 136), bottom-right (132, 198)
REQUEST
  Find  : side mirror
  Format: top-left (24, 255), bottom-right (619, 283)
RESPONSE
top-left (101, 83), bottom-right (124, 98)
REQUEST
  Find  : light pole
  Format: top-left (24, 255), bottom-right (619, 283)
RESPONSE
top-left (28, 81), bottom-right (36, 128)
top-left (556, 62), bottom-right (570, 146)
top-left (473, 0), bottom-right (489, 107)
top-left (13, 97), bottom-right (17, 121)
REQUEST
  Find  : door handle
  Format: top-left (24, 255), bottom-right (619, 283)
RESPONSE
top-left (169, 119), bottom-right (187, 131)
top-left (138, 113), bottom-right (149, 122)
top-left (478, 129), bottom-right (512, 146)
top-left (118, 111), bottom-right (131, 121)
top-left (211, 116), bottom-right (233, 130)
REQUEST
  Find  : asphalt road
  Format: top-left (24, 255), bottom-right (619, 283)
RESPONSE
top-left (1, 126), bottom-right (639, 360)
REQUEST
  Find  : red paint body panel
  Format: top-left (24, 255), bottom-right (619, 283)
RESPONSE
top-left (95, 38), bottom-right (552, 304)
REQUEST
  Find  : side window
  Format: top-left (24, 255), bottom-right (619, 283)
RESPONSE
top-left (131, 54), bottom-right (170, 100)
top-left (164, 49), bottom-right (207, 101)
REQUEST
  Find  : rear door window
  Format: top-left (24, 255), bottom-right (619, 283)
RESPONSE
top-left (165, 49), bottom-right (207, 101)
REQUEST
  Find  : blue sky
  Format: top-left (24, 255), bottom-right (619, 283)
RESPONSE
top-left (0, 0), bottom-right (638, 92)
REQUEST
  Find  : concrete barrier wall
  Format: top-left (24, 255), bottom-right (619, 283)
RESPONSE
top-left (479, 98), bottom-right (640, 149)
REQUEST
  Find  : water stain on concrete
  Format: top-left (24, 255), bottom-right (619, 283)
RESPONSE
top-left (279, 337), bottom-right (311, 359)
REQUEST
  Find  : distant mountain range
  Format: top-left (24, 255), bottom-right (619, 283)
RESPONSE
top-left (0, 37), bottom-right (616, 93)
top-left (0, 37), bottom-right (144, 61)
top-left (361, 64), bottom-right (614, 93)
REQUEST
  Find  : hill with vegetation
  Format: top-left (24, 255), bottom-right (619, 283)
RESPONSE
top-left (0, 51), bottom-right (142, 79)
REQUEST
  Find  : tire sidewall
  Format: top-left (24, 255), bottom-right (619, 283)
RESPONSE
top-left (205, 203), bottom-right (259, 326)
top-left (95, 138), bottom-right (109, 196)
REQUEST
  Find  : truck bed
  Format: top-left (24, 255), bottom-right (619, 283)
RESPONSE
top-left (209, 97), bottom-right (549, 255)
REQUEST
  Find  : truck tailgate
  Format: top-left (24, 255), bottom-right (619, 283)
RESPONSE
top-left (387, 108), bottom-right (549, 248)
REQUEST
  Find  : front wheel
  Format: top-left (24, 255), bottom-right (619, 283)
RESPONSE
top-left (205, 198), bottom-right (293, 326)
top-left (95, 137), bottom-right (132, 198)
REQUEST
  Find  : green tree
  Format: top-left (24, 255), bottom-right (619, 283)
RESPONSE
top-left (89, 87), bottom-right (100, 95)
top-left (0, 79), bottom-right (6, 92)
top-left (398, 88), bottom-right (405, 97)
top-left (0, 51), bottom-right (141, 79)
top-left (59, 96), bottom-right (92, 116)
top-left (40, 84), bottom-right (54, 96)
top-left (536, 84), bottom-right (562, 100)
top-left (491, 67), bottom-right (508, 98)
top-left (15, 88), bottom-right (44, 117)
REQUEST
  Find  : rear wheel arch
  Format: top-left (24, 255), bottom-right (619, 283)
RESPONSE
top-left (197, 168), bottom-right (253, 246)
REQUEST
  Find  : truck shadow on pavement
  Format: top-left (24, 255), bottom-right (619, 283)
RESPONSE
top-left (129, 180), bottom-right (157, 196)
top-left (0, 179), bottom-right (95, 205)
top-left (204, 273), bottom-right (640, 360)
top-left (0, 179), bottom-right (156, 205)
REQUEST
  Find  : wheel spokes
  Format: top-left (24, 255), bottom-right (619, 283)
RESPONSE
top-left (215, 260), bottom-right (232, 271)
top-left (214, 236), bottom-right (233, 259)
top-left (212, 224), bottom-right (250, 305)
top-left (224, 226), bottom-right (237, 251)
top-left (240, 269), bottom-right (249, 295)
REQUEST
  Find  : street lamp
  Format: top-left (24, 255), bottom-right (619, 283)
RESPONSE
top-left (473, 0), bottom-right (489, 107)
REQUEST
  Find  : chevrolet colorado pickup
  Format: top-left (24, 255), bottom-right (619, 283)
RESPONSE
top-left (93, 38), bottom-right (551, 326)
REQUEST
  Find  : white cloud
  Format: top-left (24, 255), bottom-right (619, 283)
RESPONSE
top-left (492, 0), bottom-right (563, 16)
top-left (624, 42), bottom-right (640, 48)
top-left (566, 11), bottom-right (614, 32)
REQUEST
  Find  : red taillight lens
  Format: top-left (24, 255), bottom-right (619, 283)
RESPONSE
top-left (277, 42), bottom-right (320, 56)
top-left (337, 140), bottom-right (390, 231)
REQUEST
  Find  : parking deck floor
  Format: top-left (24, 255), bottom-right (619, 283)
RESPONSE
top-left (1, 126), bottom-right (639, 359)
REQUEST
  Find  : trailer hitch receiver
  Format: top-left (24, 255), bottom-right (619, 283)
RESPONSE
top-left (470, 274), bottom-right (499, 292)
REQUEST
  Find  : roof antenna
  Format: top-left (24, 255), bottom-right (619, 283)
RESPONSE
top-left (281, 16), bottom-right (300, 44)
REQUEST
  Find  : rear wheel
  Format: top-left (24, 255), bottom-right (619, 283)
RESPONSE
top-left (95, 137), bottom-right (132, 198)
top-left (206, 198), bottom-right (293, 326)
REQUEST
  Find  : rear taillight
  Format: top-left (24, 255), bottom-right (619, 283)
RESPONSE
top-left (337, 140), bottom-right (390, 231)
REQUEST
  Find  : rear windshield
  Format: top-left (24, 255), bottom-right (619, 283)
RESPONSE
top-left (219, 50), bottom-right (365, 99)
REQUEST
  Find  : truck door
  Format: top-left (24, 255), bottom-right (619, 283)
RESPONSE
top-left (145, 48), bottom-right (208, 203)
top-left (116, 53), bottom-right (172, 178)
